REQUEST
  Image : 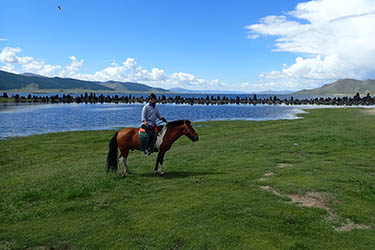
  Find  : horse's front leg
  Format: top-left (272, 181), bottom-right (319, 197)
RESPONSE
top-left (154, 152), bottom-right (165, 176)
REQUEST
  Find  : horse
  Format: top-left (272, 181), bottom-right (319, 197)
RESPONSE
top-left (106, 120), bottom-right (199, 176)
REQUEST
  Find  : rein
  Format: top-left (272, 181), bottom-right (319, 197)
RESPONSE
top-left (183, 120), bottom-right (194, 136)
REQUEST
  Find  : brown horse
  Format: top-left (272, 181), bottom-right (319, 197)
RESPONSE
top-left (106, 120), bottom-right (199, 176)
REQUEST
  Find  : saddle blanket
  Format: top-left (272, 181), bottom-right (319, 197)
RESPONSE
top-left (139, 125), bottom-right (167, 152)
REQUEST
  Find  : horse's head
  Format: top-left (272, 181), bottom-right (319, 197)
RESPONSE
top-left (182, 120), bottom-right (199, 142)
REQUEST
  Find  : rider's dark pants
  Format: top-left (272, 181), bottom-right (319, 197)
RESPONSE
top-left (142, 124), bottom-right (155, 150)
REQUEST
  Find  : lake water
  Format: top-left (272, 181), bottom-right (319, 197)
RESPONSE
top-left (0, 102), bottom-right (315, 139)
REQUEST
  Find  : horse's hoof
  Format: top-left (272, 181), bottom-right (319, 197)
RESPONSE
top-left (154, 171), bottom-right (165, 176)
top-left (126, 170), bottom-right (132, 174)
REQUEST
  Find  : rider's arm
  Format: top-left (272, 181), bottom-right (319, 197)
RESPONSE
top-left (141, 105), bottom-right (148, 125)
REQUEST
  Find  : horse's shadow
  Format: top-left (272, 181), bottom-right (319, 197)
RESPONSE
top-left (140, 171), bottom-right (225, 179)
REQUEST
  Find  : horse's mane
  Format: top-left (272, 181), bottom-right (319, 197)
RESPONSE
top-left (166, 119), bottom-right (191, 128)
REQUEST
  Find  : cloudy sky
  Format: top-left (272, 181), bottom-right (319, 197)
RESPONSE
top-left (1, 0), bottom-right (374, 92)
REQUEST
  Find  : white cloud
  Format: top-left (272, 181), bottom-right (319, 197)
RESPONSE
top-left (0, 47), bottom-right (21, 64)
top-left (245, 0), bottom-right (375, 90)
top-left (1, 63), bottom-right (16, 73)
top-left (66, 57), bottom-right (227, 90)
top-left (0, 47), bottom-right (230, 91)
top-left (0, 38), bottom-right (7, 41)
top-left (0, 47), bottom-right (61, 76)
top-left (58, 56), bottom-right (84, 78)
top-left (22, 60), bottom-right (61, 76)
top-left (123, 57), bottom-right (137, 69)
top-left (240, 82), bottom-right (249, 89)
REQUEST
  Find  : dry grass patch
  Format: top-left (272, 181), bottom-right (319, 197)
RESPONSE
top-left (259, 185), bottom-right (372, 232)
top-left (361, 108), bottom-right (375, 115)
top-left (264, 171), bottom-right (274, 177)
top-left (335, 220), bottom-right (371, 232)
top-left (277, 163), bottom-right (293, 168)
top-left (287, 192), bottom-right (333, 214)
top-left (259, 185), bottom-right (282, 196)
top-left (258, 171), bottom-right (275, 181)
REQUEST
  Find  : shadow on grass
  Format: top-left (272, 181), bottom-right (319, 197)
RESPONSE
top-left (140, 171), bottom-right (225, 179)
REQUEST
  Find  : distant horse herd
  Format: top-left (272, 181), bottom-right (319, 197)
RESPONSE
top-left (2, 92), bottom-right (375, 106)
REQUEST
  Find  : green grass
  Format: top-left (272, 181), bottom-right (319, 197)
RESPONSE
top-left (1, 108), bottom-right (375, 249)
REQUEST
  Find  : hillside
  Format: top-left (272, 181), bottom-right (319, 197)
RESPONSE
top-left (21, 72), bottom-right (48, 78)
top-left (99, 81), bottom-right (168, 92)
top-left (294, 79), bottom-right (375, 96)
top-left (0, 70), bottom-right (169, 92)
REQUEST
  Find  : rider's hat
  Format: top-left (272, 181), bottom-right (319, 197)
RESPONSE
top-left (149, 93), bottom-right (157, 100)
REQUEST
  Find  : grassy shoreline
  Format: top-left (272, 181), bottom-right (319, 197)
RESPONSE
top-left (1, 108), bottom-right (375, 249)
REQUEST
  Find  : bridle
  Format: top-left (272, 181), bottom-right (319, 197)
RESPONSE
top-left (183, 120), bottom-right (195, 137)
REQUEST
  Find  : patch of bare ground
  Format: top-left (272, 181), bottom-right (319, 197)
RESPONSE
top-left (361, 108), bottom-right (375, 115)
top-left (258, 171), bottom-right (275, 181)
top-left (259, 186), bottom-right (282, 196)
top-left (287, 192), bottom-right (334, 214)
top-left (264, 171), bottom-right (274, 177)
top-left (277, 163), bottom-right (293, 168)
top-left (259, 185), bottom-right (371, 232)
top-left (335, 220), bottom-right (371, 232)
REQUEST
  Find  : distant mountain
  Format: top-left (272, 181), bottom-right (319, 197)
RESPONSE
top-left (169, 87), bottom-right (249, 94)
top-left (294, 79), bottom-right (375, 96)
top-left (0, 70), bottom-right (113, 91)
top-left (99, 81), bottom-right (168, 92)
top-left (0, 70), bottom-right (169, 92)
top-left (252, 90), bottom-right (293, 95)
top-left (21, 72), bottom-right (48, 78)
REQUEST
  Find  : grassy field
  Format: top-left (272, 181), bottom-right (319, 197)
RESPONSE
top-left (1, 108), bottom-right (375, 249)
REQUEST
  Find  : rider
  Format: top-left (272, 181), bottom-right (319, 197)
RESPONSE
top-left (141, 93), bottom-right (167, 155)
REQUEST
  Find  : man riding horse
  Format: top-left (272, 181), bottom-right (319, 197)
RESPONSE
top-left (106, 93), bottom-right (199, 175)
top-left (141, 93), bottom-right (167, 155)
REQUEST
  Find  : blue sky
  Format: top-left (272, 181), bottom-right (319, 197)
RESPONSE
top-left (1, 0), bottom-right (374, 92)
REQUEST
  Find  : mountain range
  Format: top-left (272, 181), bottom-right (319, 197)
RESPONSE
top-left (168, 87), bottom-right (279, 94)
top-left (1, 70), bottom-right (374, 96)
top-left (0, 70), bottom-right (169, 93)
top-left (294, 79), bottom-right (375, 96)
top-left (168, 87), bottom-right (251, 94)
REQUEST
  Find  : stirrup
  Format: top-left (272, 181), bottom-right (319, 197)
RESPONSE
top-left (144, 148), bottom-right (152, 155)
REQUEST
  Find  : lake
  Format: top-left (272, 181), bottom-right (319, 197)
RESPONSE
top-left (0, 101), bottom-right (314, 139)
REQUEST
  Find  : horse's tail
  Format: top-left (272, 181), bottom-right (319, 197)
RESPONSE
top-left (106, 132), bottom-right (118, 172)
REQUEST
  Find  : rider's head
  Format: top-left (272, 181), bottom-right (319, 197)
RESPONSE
top-left (149, 93), bottom-right (157, 103)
